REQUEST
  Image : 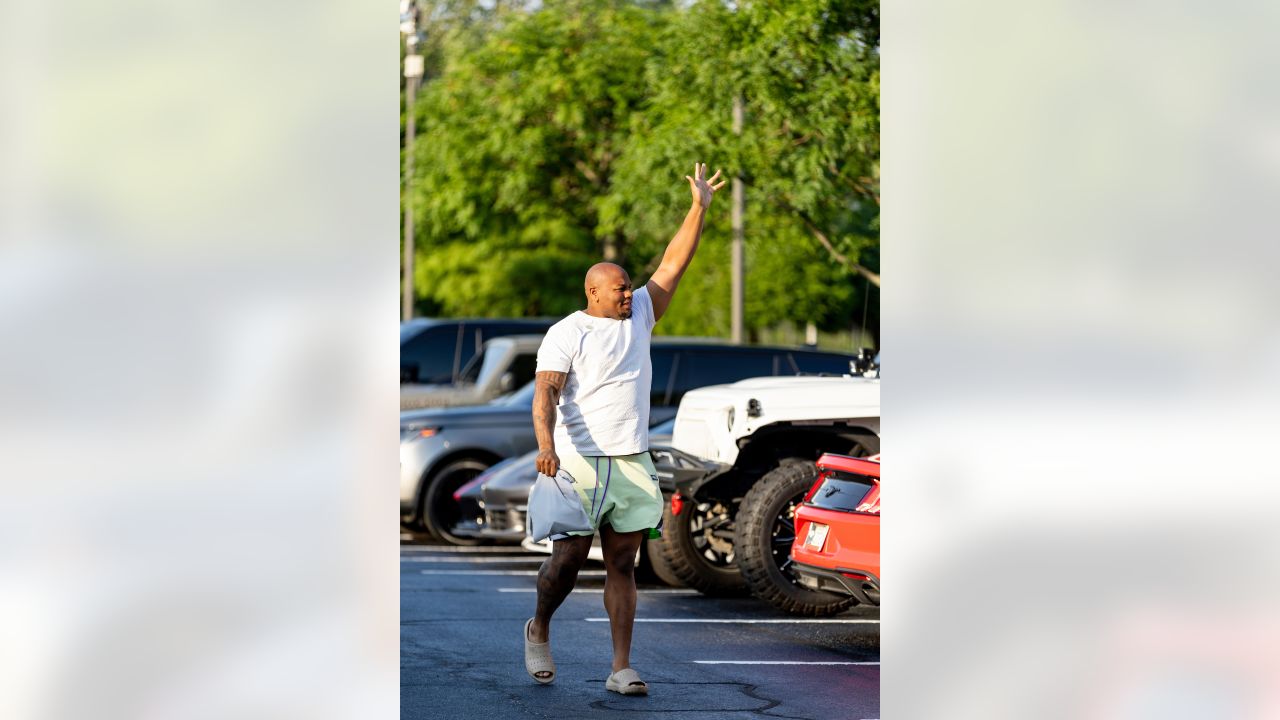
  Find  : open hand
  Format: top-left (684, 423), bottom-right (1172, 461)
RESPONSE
top-left (686, 162), bottom-right (726, 208)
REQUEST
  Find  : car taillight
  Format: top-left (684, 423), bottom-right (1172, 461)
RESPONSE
top-left (803, 471), bottom-right (831, 503)
top-left (670, 491), bottom-right (685, 516)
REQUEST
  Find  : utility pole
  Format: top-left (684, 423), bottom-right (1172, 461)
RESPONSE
top-left (401, 3), bottom-right (424, 321)
top-left (731, 92), bottom-right (745, 344)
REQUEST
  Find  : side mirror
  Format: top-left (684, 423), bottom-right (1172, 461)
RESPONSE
top-left (498, 371), bottom-right (516, 393)
top-left (401, 365), bottom-right (419, 384)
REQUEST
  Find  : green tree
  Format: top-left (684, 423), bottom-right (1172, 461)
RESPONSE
top-left (407, 0), bottom-right (667, 316)
top-left (606, 0), bottom-right (879, 340)
top-left (403, 0), bottom-right (879, 343)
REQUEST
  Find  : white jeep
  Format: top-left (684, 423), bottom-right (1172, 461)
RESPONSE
top-left (664, 373), bottom-right (880, 613)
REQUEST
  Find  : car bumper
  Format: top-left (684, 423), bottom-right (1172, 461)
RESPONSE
top-left (449, 520), bottom-right (486, 538)
top-left (790, 560), bottom-right (880, 606)
top-left (446, 494), bottom-right (490, 538)
top-left (400, 436), bottom-right (445, 521)
top-left (479, 504), bottom-right (529, 542)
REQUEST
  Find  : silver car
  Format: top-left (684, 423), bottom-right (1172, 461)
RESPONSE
top-left (455, 419), bottom-right (677, 544)
top-left (400, 382), bottom-right (541, 542)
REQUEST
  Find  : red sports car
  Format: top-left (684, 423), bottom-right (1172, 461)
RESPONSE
top-left (789, 453), bottom-right (880, 606)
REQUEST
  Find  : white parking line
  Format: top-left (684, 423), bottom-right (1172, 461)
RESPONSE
top-left (497, 588), bottom-right (700, 594)
top-left (401, 556), bottom-right (547, 564)
top-left (585, 618), bottom-right (879, 624)
top-left (420, 569), bottom-right (608, 576)
top-left (693, 660), bottom-right (879, 665)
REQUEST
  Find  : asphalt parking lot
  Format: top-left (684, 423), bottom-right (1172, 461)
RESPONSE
top-left (401, 537), bottom-right (879, 720)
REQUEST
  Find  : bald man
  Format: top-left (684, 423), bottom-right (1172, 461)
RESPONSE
top-left (523, 163), bottom-right (726, 694)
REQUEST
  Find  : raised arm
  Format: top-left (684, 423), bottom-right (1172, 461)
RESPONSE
top-left (646, 162), bottom-right (727, 322)
top-left (533, 370), bottom-right (568, 476)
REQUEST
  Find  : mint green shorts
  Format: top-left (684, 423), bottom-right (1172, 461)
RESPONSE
top-left (556, 448), bottom-right (664, 538)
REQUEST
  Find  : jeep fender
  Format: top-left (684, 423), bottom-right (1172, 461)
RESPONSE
top-left (684, 422), bottom-right (879, 506)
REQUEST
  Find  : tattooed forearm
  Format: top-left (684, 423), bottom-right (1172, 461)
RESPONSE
top-left (532, 371), bottom-right (567, 451)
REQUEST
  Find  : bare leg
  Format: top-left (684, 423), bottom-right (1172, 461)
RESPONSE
top-left (530, 535), bottom-right (592, 669)
top-left (599, 524), bottom-right (646, 674)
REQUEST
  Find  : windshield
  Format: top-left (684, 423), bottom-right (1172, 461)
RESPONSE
top-left (400, 321), bottom-right (432, 343)
top-left (458, 345), bottom-right (507, 385)
top-left (491, 380), bottom-right (537, 407)
top-left (649, 418), bottom-right (676, 435)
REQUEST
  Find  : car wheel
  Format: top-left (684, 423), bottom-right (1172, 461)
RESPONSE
top-left (421, 458), bottom-right (491, 546)
top-left (401, 523), bottom-right (436, 543)
top-left (655, 495), bottom-right (748, 596)
top-left (736, 461), bottom-right (856, 616)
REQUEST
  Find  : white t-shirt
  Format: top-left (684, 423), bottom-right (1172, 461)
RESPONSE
top-left (535, 286), bottom-right (656, 456)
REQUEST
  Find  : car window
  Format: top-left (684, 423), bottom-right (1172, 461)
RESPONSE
top-left (458, 347), bottom-right (491, 385)
top-left (493, 380), bottom-right (537, 407)
top-left (508, 352), bottom-right (539, 390)
top-left (806, 474), bottom-right (877, 512)
top-left (669, 350), bottom-right (777, 405)
top-left (460, 346), bottom-right (537, 390)
top-left (650, 348), bottom-right (675, 406)
top-left (457, 324), bottom-right (486, 378)
top-left (465, 322), bottom-right (549, 378)
top-left (790, 351), bottom-right (855, 375)
top-left (401, 325), bottom-right (460, 384)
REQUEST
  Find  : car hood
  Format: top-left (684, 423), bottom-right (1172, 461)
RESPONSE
top-left (484, 449), bottom-right (541, 491)
top-left (672, 376), bottom-right (880, 464)
top-left (677, 375), bottom-right (880, 418)
top-left (400, 404), bottom-right (532, 428)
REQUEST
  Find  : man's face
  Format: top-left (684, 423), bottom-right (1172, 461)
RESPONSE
top-left (598, 272), bottom-right (634, 320)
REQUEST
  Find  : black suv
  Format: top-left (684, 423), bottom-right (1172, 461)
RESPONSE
top-left (646, 340), bottom-right (859, 423)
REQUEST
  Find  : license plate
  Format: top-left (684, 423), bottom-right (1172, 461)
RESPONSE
top-left (804, 522), bottom-right (829, 551)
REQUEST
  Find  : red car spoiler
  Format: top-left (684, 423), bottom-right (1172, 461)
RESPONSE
top-left (815, 453), bottom-right (880, 479)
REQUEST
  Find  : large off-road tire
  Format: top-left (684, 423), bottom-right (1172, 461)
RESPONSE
top-left (655, 496), bottom-right (748, 596)
top-left (736, 461), bottom-right (856, 616)
top-left (636, 538), bottom-right (685, 588)
top-left (421, 458), bottom-right (491, 546)
top-left (642, 531), bottom-right (687, 588)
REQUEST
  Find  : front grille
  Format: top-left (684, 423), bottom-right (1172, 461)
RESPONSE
top-left (487, 507), bottom-right (527, 533)
top-left (487, 508), bottom-right (510, 531)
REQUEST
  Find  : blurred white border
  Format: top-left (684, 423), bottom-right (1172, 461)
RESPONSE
top-left (0, 0), bottom-right (398, 718)
top-left (886, 0), bottom-right (1280, 717)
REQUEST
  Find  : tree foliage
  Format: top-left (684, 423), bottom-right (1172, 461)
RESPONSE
top-left (404, 0), bottom-right (879, 340)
